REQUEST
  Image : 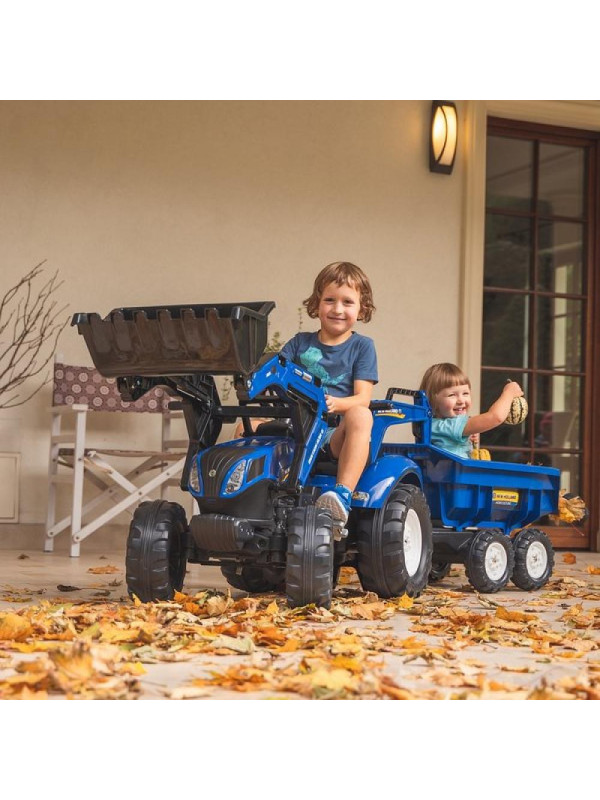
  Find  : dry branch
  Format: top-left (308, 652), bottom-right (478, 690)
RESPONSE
top-left (0, 262), bottom-right (69, 408)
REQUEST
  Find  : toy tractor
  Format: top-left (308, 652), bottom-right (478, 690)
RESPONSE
top-left (73, 301), bottom-right (560, 606)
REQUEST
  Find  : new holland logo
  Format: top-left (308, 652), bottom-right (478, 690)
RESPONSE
top-left (492, 490), bottom-right (519, 506)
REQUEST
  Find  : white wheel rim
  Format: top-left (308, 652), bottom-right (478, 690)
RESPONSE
top-left (485, 541), bottom-right (508, 581)
top-left (404, 509), bottom-right (423, 577)
top-left (526, 541), bottom-right (548, 579)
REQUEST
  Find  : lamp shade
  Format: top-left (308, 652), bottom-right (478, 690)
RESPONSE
top-left (430, 101), bottom-right (458, 174)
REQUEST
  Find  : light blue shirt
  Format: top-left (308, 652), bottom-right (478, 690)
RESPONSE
top-left (431, 416), bottom-right (471, 458)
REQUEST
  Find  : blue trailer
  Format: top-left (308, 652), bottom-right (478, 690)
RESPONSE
top-left (73, 301), bottom-right (560, 607)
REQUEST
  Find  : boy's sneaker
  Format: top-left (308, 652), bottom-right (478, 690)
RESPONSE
top-left (316, 485), bottom-right (351, 539)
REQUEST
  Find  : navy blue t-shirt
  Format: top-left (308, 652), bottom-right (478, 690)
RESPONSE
top-left (280, 331), bottom-right (378, 397)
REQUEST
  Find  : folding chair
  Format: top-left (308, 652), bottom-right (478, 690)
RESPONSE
top-left (45, 360), bottom-right (188, 556)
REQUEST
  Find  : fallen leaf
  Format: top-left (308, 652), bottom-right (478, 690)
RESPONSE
top-left (87, 565), bottom-right (120, 574)
top-left (586, 565), bottom-right (600, 576)
top-left (56, 585), bottom-right (81, 592)
top-left (562, 553), bottom-right (577, 564)
top-left (0, 612), bottom-right (33, 641)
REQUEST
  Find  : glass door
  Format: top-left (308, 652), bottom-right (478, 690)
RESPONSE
top-left (482, 119), bottom-right (599, 549)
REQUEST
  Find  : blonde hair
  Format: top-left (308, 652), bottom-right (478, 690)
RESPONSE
top-left (303, 261), bottom-right (375, 323)
top-left (419, 362), bottom-right (471, 416)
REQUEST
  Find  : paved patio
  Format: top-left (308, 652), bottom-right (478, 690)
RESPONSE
top-left (1, 541), bottom-right (598, 701)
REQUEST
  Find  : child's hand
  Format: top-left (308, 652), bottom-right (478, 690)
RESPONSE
top-left (470, 432), bottom-right (480, 447)
top-left (503, 381), bottom-right (523, 400)
top-left (325, 394), bottom-right (341, 414)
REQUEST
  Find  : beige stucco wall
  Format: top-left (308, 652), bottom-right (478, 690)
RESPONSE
top-left (0, 100), bottom-right (466, 525)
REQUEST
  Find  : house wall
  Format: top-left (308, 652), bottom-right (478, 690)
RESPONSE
top-left (0, 100), bottom-right (467, 526)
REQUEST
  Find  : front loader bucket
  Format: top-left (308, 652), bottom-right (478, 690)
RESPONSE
top-left (72, 301), bottom-right (275, 377)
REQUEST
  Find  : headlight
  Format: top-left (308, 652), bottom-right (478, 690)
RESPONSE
top-left (189, 457), bottom-right (201, 492)
top-left (224, 459), bottom-right (247, 494)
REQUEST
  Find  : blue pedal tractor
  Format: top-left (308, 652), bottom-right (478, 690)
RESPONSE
top-left (73, 301), bottom-right (560, 606)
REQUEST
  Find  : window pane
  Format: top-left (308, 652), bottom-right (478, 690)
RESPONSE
top-left (536, 296), bottom-right (583, 372)
top-left (480, 370), bottom-right (531, 452)
top-left (482, 292), bottom-right (528, 368)
top-left (538, 144), bottom-right (585, 219)
top-left (484, 214), bottom-right (531, 289)
top-left (534, 374), bottom-right (581, 451)
top-left (486, 136), bottom-right (533, 210)
top-left (537, 220), bottom-right (584, 294)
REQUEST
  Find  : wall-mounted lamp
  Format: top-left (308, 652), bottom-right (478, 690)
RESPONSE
top-left (429, 101), bottom-right (458, 174)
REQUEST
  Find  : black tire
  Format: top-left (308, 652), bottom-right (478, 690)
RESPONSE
top-left (465, 529), bottom-right (514, 593)
top-left (356, 484), bottom-right (433, 598)
top-left (125, 499), bottom-right (188, 602)
top-left (220, 564), bottom-right (284, 593)
top-left (286, 505), bottom-right (334, 608)
top-left (511, 528), bottom-right (554, 590)
top-left (429, 561), bottom-right (451, 582)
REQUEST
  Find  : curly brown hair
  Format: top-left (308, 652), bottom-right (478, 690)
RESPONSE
top-left (419, 362), bottom-right (471, 415)
top-left (303, 261), bottom-right (375, 323)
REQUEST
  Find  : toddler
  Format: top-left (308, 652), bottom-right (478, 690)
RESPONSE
top-left (419, 362), bottom-right (523, 459)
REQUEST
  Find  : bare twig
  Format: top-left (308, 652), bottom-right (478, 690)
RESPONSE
top-left (0, 262), bottom-right (69, 408)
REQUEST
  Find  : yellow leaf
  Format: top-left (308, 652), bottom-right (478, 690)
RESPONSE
top-left (331, 655), bottom-right (365, 674)
top-left (308, 667), bottom-right (357, 692)
top-left (0, 612), bottom-right (33, 641)
top-left (265, 600), bottom-right (279, 615)
top-left (397, 594), bottom-right (414, 610)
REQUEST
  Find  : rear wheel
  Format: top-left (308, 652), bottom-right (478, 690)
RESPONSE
top-left (465, 529), bottom-right (514, 593)
top-left (511, 528), bottom-right (554, 590)
top-left (286, 505), bottom-right (334, 608)
top-left (126, 499), bottom-right (188, 602)
top-left (356, 484), bottom-right (433, 598)
top-left (220, 564), bottom-right (284, 593)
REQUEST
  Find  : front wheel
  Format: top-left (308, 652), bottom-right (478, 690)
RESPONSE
top-left (286, 505), bottom-right (334, 608)
top-left (356, 484), bottom-right (433, 598)
top-left (125, 499), bottom-right (188, 602)
top-left (511, 528), bottom-right (554, 590)
top-left (465, 529), bottom-right (514, 593)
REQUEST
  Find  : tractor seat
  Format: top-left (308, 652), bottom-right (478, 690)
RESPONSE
top-left (255, 420), bottom-right (293, 437)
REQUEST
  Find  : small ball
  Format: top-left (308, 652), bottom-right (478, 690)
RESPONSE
top-left (505, 395), bottom-right (528, 425)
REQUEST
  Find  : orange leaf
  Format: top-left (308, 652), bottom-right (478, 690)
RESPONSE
top-left (495, 606), bottom-right (537, 623)
top-left (586, 565), bottom-right (600, 575)
top-left (562, 553), bottom-right (577, 564)
top-left (87, 565), bottom-right (120, 574)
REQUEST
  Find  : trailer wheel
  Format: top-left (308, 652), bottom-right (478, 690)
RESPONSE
top-left (356, 484), bottom-right (433, 598)
top-left (220, 564), bottom-right (284, 593)
top-left (465, 529), bottom-right (514, 593)
top-left (126, 499), bottom-right (188, 602)
top-left (286, 505), bottom-right (334, 608)
top-left (429, 561), bottom-right (451, 582)
top-left (511, 528), bottom-right (554, 590)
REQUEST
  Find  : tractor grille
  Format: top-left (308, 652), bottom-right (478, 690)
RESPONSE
top-left (200, 446), bottom-right (253, 496)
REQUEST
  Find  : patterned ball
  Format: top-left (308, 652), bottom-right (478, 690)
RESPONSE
top-left (505, 395), bottom-right (528, 425)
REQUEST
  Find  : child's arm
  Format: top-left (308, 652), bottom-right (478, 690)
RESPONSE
top-left (325, 380), bottom-right (374, 414)
top-left (464, 381), bottom-right (523, 437)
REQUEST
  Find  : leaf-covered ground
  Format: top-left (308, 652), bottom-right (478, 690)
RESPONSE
top-left (1, 556), bottom-right (599, 700)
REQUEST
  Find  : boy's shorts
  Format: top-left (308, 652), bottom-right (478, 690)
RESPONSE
top-left (321, 426), bottom-right (338, 461)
